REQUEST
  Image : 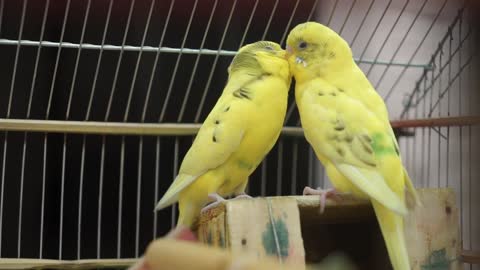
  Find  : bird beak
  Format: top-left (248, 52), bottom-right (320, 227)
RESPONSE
top-left (285, 46), bottom-right (293, 59)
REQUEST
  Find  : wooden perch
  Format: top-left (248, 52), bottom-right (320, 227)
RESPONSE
top-left (391, 116), bottom-right (480, 128)
top-left (197, 188), bottom-right (462, 270)
top-left (0, 258), bottom-right (137, 269)
top-left (0, 116), bottom-right (477, 137)
top-left (0, 119), bottom-right (303, 136)
top-left (461, 250), bottom-right (480, 264)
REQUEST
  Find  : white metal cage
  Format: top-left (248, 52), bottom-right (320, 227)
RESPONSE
top-left (0, 0), bottom-right (477, 268)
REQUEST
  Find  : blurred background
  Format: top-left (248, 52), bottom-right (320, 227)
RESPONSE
top-left (0, 0), bottom-right (477, 268)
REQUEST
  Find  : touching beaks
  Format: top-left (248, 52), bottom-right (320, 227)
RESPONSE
top-left (295, 56), bottom-right (307, 67)
top-left (285, 46), bottom-right (293, 59)
top-left (286, 46), bottom-right (307, 67)
top-left (286, 45), bottom-right (293, 55)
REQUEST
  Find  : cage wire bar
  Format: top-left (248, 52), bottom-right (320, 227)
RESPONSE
top-left (398, 4), bottom-right (480, 269)
top-left (0, 0), bottom-right (476, 268)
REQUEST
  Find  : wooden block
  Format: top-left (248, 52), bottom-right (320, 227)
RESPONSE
top-left (293, 188), bottom-right (460, 270)
top-left (404, 188), bottom-right (461, 270)
top-left (196, 197), bottom-right (305, 267)
top-left (196, 188), bottom-right (460, 270)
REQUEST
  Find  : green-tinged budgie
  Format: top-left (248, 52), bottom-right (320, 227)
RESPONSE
top-left (155, 41), bottom-right (291, 228)
top-left (285, 22), bottom-right (420, 270)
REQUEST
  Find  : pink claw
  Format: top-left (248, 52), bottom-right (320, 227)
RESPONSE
top-left (200, 193), bottom-right (226, 213)
top-left (303, 186), bottom-right (337, 213)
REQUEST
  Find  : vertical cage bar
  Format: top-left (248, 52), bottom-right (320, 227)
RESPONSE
top-left (276, 140), bottom-right (283, 196)
top-left (326, 0), bottom-right (339, 26)
top-left (66, 0), bottom-right (91, 260)
top-left (420, 71), bottom-right (427, 187)
top-left (338, 0), bottom-right (357, 35)
top-left (383, 0), bottom-right (449, 100)
top-left (22, 0), bottom-right (50, 255)
top-left (465, 15), bottom-right (473, 258)
top-left (85, 0), bottom-right (113, 120)
top-left (45, 0), bottom-right (71, 119)
top-left (39, 134), bottom-right (47, 258)
top-left (65, 0), bottom-right (91, 119)
top-left (171, 138), bottom-right (179, 228)
top-left (124, 0), bottom-right (156, 122)
top-left (153, 137), bottom-right (160, 238)
top-left (135, 137), bottom-right (143, 256)
top-left (130, 0), bottom-right (157, 258)
top-left (159, 0), bottom-right (199, 122)
top-left (178, 0), bottom-right (218, 122)
top-left (261, 158), bottom-right (267, 197)
top-left (306, 0), bottom-right (319, 21)
top-left (1, 133), bottom-right (8, 257)
top-left (104, 0), bottom-right (136, 121)
top-left (261, 0), bottom-right (279, 40)
top-left (195, 0), bottom-right (238, 122)
top-left (290, 139), bottom-right (298, 195)
top-left (437, 50), bottom-right (442, 188)
top-left (97, 136), bottom-right (106, 259)
top-left (307, 147), bottom-right (313, 188)
top-left (412, 88), bottom-right (419, 182)
top-left (77, 135), bottom-right (86, 259)
top-left (446, 27), bottom-right (452, 188)
top-left (26, 0), bottom-right (50, 117)
top-left (81, 0), bottom-right (113, 261)
top-left (59, 133), bottom-right (67, 259)
top-left (141, 0), bottom-right (175, 122)
top-left (117, 137), bottom-right (126, 258)
top-left (427, 69), bottom-right (433, 187)
top-left (6, 0), bottom-right (27, 118)
top-left (279, 0), bottom-right (299, 46)
top-left (12, 0), bottom-right (28, 257)
top-left (357, 0), bottom-right (392, 62)
top-left (365, 0), bottom-right (411, 76)
top-left (350, 0), bottom-right (375, 46)
top-left (238, 0), bottom-right (259, 49)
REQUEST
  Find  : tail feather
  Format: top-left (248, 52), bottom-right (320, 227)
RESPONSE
top-left (403, 167), bottom-right (422, 208)
top-left (155, 174), bottom-right (198, 211)
top-left (372, 200), bottom-right (411, 270)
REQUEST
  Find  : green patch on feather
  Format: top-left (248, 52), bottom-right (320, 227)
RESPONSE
top-left (238, 160), bottom-right (253, 170)
top-left (371, 133), bottom-right (397, 156)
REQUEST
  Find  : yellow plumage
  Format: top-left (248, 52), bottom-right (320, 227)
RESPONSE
top-left (286, 22), bottom-right (420, 270)
top-left (155, 41), bottom-right (291, 228)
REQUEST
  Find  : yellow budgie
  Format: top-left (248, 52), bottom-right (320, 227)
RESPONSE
top-left (286, 22), bottom-right (420, 270)
top-left (155, 41), bottom-right (291, 228)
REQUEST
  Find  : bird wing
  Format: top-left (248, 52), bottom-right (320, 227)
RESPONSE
top-left (156, 81), bottom-right (257, 210)
top-left (301, 85), bottom-right (407, 215)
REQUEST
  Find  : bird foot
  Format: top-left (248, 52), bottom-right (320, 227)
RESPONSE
top-left (201, 192), bottom-right (253, 214)
top-left (303, 186), bottom-right (338, 213)
top-left (201, 193), bottom-right (227, 213)
top-left (233, 192), bottom-right (252, 200)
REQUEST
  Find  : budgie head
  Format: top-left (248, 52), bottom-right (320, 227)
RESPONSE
top-left (286, 22), bottom-right (353, 82)
top-left (229, 41), bottom-right (290, 82)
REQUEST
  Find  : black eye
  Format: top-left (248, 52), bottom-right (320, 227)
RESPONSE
top-left (298, 41), bottom-right (308, 49)
top-left (265, 45), bottom-right (274, 51)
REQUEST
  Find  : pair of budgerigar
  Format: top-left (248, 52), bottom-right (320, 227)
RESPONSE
top-left (155, 22), bottom-right (419, 270)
